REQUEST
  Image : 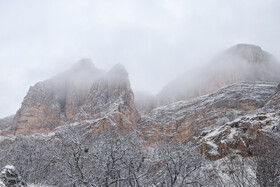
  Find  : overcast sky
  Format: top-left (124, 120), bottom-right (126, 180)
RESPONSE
top-left (0, 0), bottom-right (280, 118)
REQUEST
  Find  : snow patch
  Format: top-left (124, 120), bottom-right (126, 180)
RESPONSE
top-left (228, 128), bottom-right (237, 140)
top-left (206, 141), bottom-right (219, 155)
top-left (4, 165), bottom-right (15, 170)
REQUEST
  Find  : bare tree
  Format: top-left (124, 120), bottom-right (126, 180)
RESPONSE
top-left (250, 133), bottom-right (280, 187)
top-left (151, 142), bottom-right (203, 187)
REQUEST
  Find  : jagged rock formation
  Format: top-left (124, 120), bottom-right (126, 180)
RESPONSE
top-left (0, 165), bottom-right (25, 186)
top-left (10, 60), bottom-right (139, 135)
top-left (72, 64), bottom-right (140, 134)
top-left (155, 44), bottom-right (280, 109)
top-left (137, 82), bottom-right (278, 145)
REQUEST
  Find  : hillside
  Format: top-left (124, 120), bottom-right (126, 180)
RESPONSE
top-left (146, 44), bottom-right (280, 111)
top-left (137, 82), bottom-right (278, 145)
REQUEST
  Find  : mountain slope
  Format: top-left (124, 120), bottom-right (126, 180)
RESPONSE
top-left (138, 82), bottom-right (278, 145)
top-left (156, 44), bottom-right (280, 107)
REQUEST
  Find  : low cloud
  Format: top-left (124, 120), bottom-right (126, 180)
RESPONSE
top-left (0, 0), bottom-right (279, 117)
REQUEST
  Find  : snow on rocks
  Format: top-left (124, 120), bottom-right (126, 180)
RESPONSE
top-left (139, 82), bottom-right (277, 144)
top-left (0, 165), bottom-right (25, 186)
top-left (196, 112), bottom-right (280, 160)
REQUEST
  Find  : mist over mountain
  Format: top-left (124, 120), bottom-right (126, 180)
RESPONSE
top-left (1, 43), bottom-right (280, 133)
top-left (154, 44), bottom-right (280, 109)
top-left (1, 44), bottom-right (280, 186)
top-left (7, 59), bottom-right (139, 135)
top-left (1, 0), bottom-right (280, 185)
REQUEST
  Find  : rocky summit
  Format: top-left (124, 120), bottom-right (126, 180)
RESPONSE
top-left (8, 60), bottom-right (139, 135)
top-left (154, 44), bottom-right (280, 110)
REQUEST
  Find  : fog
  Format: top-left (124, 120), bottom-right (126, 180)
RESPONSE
top-left (0, 0), bottom-right (280, 118)
top-left (156, 44), bottom-right (280, 106)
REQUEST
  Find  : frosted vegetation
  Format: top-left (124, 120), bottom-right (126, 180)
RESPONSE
top-left (0, 128), bottom-right (204, 186)
top-left (1, 125), bottom-right (280, 186)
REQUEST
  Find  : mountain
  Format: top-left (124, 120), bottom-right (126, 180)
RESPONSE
top-left (155, 44), bottom-right (280, 108)
top-left (10, 59), bottom-right (140, 135)
top-left (0, 44), bottom-right (280, 186)
top-left (1, 43), bottom-right (279, 142)
top-left (137, 82), bottom-right (278, 145)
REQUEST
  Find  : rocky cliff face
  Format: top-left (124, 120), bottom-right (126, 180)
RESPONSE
top-left (195, 84), bottom-right (280, 160)
top-left (196, 112), bottom-right (280, 160)
top-left (68, 64), bottom-right (140, 134)
top-left (10, 60), bottom-right (139, 135)
top-left (154, 44), bottom-right (280, 109)
top-left (2, 44), bottom-right (279, 157)
top-left (12, 81), bottom-right (62, 134)
top-left (138, 82), bottom-right (278, 145)
top-left (137, 80), bottom-right (280, 160)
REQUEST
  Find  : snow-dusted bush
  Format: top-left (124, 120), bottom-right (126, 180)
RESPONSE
top-left (216, 117), bottom-right (230, 126)
top-left (5, 123), bottom-right (280, 186)
top-left (226, 110), bottom-right (238, 121)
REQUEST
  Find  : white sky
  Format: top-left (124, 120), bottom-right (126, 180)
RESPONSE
top-left (0, 0), bottom-right (280, 118)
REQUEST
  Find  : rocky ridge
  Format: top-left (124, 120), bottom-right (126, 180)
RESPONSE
top-left (153, 44), bottom-right (280, 110)
top-left (9, 60), bottom-right (139, 135)
top-left (137, 82), bottom-right (278, 145)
